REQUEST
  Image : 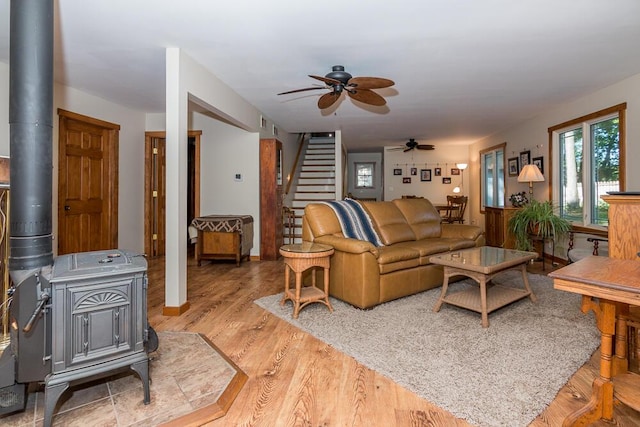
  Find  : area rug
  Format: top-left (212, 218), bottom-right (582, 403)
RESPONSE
top-left (254, 271), bottom-right (600, 427)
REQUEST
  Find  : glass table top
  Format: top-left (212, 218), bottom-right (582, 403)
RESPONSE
top-left (280, 242), bottom-right (333, 254)
top-left (430, 246), bottom-right (538, 272)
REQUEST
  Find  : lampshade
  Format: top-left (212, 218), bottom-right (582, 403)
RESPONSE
top-left (452, 186), bottom-right (461, 193)
top-left (517, 164), bottom-right (544, 183)
top-left (456, 163), bottom-right (468, 170)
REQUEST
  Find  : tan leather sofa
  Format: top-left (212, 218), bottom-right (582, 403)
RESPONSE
top-left (302, 198), bottom-right (485, 309)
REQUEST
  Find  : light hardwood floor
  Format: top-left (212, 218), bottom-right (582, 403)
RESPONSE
top-left (147, 256), bottom-right (640, 426)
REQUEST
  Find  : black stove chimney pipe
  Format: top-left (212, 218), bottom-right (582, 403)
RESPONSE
top-left (8, 0), bottom-right (54, 271)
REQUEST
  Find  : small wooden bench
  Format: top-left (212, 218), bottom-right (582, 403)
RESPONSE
top-left (190, 215), bottom-right (253, 266)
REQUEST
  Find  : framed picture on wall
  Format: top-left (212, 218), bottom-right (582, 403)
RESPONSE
top-left (508, 157), bottom-right (519, 177)
top-left (393, 168), bottom-right (402, 175)
top-left (451, 168), bottom-right (460, 175)
top-left (519, 150), bottom-right (531, 172)
top-left (410, 167), bottom-right (417, 176)
top-left (402, 177), bottom-right (411, 184)
top-left (442, 177), bottom-right (451, 184)
top-left (434, 167), bottom-right (442, 176)
top-left (532, 156), bottom-right (544, 174)
top-left (420, 169), bottom-right (431, 182)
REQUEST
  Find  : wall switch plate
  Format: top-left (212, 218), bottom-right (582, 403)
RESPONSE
top-left (234, 173), bottom-right (242, 182)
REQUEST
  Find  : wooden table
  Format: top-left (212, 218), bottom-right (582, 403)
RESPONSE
top-left (549, 256), bottom-right (640, 426)
top-left (279, 243), bottom-right (334, 319)
top-left (431, 246), bottom-right (538, 327)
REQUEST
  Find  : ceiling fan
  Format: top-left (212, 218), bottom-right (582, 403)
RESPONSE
top-left (277, 65), bottom-right (394, 109)
top-left (389, 138), bottom-right (435, 152)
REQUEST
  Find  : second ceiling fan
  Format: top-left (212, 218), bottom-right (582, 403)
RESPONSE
top-left (390, 138), bottom-right (435, 152)
top-left (278, 65), bottom-right (394, 109)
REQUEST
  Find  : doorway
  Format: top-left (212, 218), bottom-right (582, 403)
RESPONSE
top-left (144, 131), bottom-right (201, 257)
top-left (57, 109), bottom-right (119, 255)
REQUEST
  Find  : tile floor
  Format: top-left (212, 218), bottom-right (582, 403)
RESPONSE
top-left (0, 332), bottom-right (239, 427)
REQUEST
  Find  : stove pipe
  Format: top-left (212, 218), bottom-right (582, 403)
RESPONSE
top-left (0, 0), bottom-right (54, 414)
top-left (8, 0), bottom-right (54, 271)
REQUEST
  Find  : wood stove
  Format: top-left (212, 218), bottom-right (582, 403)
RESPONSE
top-left (42, 249), bottom-right (151, 425)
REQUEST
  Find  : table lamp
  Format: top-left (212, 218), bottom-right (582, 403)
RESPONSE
top-left (517, 164), bottom-right (544, 200)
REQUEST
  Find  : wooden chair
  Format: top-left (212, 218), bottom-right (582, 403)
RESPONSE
top-left (566, 228), bottom-right (609, 263)
top-left (442, 195), bottom-right (468, 224)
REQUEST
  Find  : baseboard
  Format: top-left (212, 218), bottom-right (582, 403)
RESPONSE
top-left (162, 301), bottom-right (191, 316)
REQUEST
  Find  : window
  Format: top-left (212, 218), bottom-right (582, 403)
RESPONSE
top-left (355, 162), bottom-right (375, 188)
top-left (550, 103), bottom-right (626, 227)
top-left (480, 143), bottom-right (506, 211)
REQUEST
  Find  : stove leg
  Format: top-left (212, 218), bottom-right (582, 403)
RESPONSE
top-left (43, 382), bottom-right (69, 427)
top-left (131, 358), bottom-right (150, 404)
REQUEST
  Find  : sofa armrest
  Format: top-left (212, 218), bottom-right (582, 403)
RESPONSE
top-left (441, 223), bottom-right (484, 241)
top-left (312, 235), bottom-right (378, 257)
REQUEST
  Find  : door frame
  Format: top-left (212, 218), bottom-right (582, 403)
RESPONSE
top-left (144, 130), bottom-right (201, 257)
top-left (57, 109), bottom-right (119, 253)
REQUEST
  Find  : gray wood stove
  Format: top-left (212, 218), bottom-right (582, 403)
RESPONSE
top-left (43, 249), bottom-right (151, 425)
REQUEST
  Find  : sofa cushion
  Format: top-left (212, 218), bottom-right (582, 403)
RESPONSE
top-left (361, 201), bottom-right (416, 245)
top-left (304, 204), bottom-right (344, 238)
top-left (374, 245), bottom-right (421, 274)
top-left (392, 198), bottom-right (443, 239)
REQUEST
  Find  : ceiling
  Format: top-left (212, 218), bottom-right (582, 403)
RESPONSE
top-left (2, 0), bottom-right (640, 152)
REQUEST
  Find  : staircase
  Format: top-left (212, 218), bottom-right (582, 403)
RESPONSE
top-left (288, 136), bottom-right (336, 243)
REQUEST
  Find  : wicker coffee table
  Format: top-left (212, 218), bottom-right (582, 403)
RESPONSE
top-left (431, 246), bottom-right (538, 327)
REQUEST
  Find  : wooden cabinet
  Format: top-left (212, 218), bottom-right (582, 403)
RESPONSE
top-left (260, 139), bottom-right (283, 260)
top-left (601, 194), bottom-right (640, 260)
top-left (484, 206), bottom-right (520, 249)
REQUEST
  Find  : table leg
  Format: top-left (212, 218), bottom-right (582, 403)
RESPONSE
top-left (280, 263), bottom-right (291, 306)
top-left (292, 271), bottom-right (304, 318)
top-left (323, 266), bottom-right (334, 313)
top-left (479, 276), bottom-right (489, 328)
top-left (520, 264), bottom-right (537, 303)
top-left (433, 269), bottom-right (451, 312)
top-left (562, 296), bottom-right (616, 426)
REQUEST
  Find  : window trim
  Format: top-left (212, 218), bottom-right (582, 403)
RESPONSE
top-left (354, 161), bottom-right (375, 189)
top-left (548, 102), bottom-right (626, 227)
top-left (479, 142), bottom-right (506, 214)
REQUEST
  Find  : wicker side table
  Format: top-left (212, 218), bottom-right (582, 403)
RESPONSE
top-left (279, 243), bottom-right (334, 319)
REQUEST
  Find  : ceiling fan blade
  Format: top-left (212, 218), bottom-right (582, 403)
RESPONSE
top-left (417, 145), bottom-right (435, 150)
top-left (309, 75), bottom-right (342, 86)
top-left (347, 89), bottom-right (386, 106)
top-left (403, 146), bottom-right (414, 152)
top-left (278, 87), bottom-right (326, 95)
top-left (318, 92), bottom-right (341, 109)
top-left (347, 77), bottom-right (395, 89)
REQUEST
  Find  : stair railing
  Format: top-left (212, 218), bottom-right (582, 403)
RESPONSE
top-left (284, 133), bottom-right (306, 196)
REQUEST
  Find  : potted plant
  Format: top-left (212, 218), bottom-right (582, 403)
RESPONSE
top-left (508, 199), bottom-right (571, 252)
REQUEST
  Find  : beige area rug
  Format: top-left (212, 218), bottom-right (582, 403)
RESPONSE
top-left (0, 331), bottom-right (246, 427)
top-left (255, 271), bottom-right (601, 427)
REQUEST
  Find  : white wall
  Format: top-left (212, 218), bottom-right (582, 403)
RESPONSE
top-left (0, 61), bottom-right (147, 254)
top-left (468, 72), bottom-right (640, 230)
top-left (192, 112), bottom-right (260, 255)
top-left (383, 144), bottom-right (471, 209)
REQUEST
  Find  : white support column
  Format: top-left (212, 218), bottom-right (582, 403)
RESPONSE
top-left (164, 48), bottom-right (189, 313)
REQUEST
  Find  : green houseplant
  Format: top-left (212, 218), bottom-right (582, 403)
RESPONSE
top-left (508, 199), bottom-right (571, 251)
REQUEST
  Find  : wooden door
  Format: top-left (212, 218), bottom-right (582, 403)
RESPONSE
top-left (144, 131), bottom-right (201, 258)
top-left (58, 109), bottom-right (119, 255)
